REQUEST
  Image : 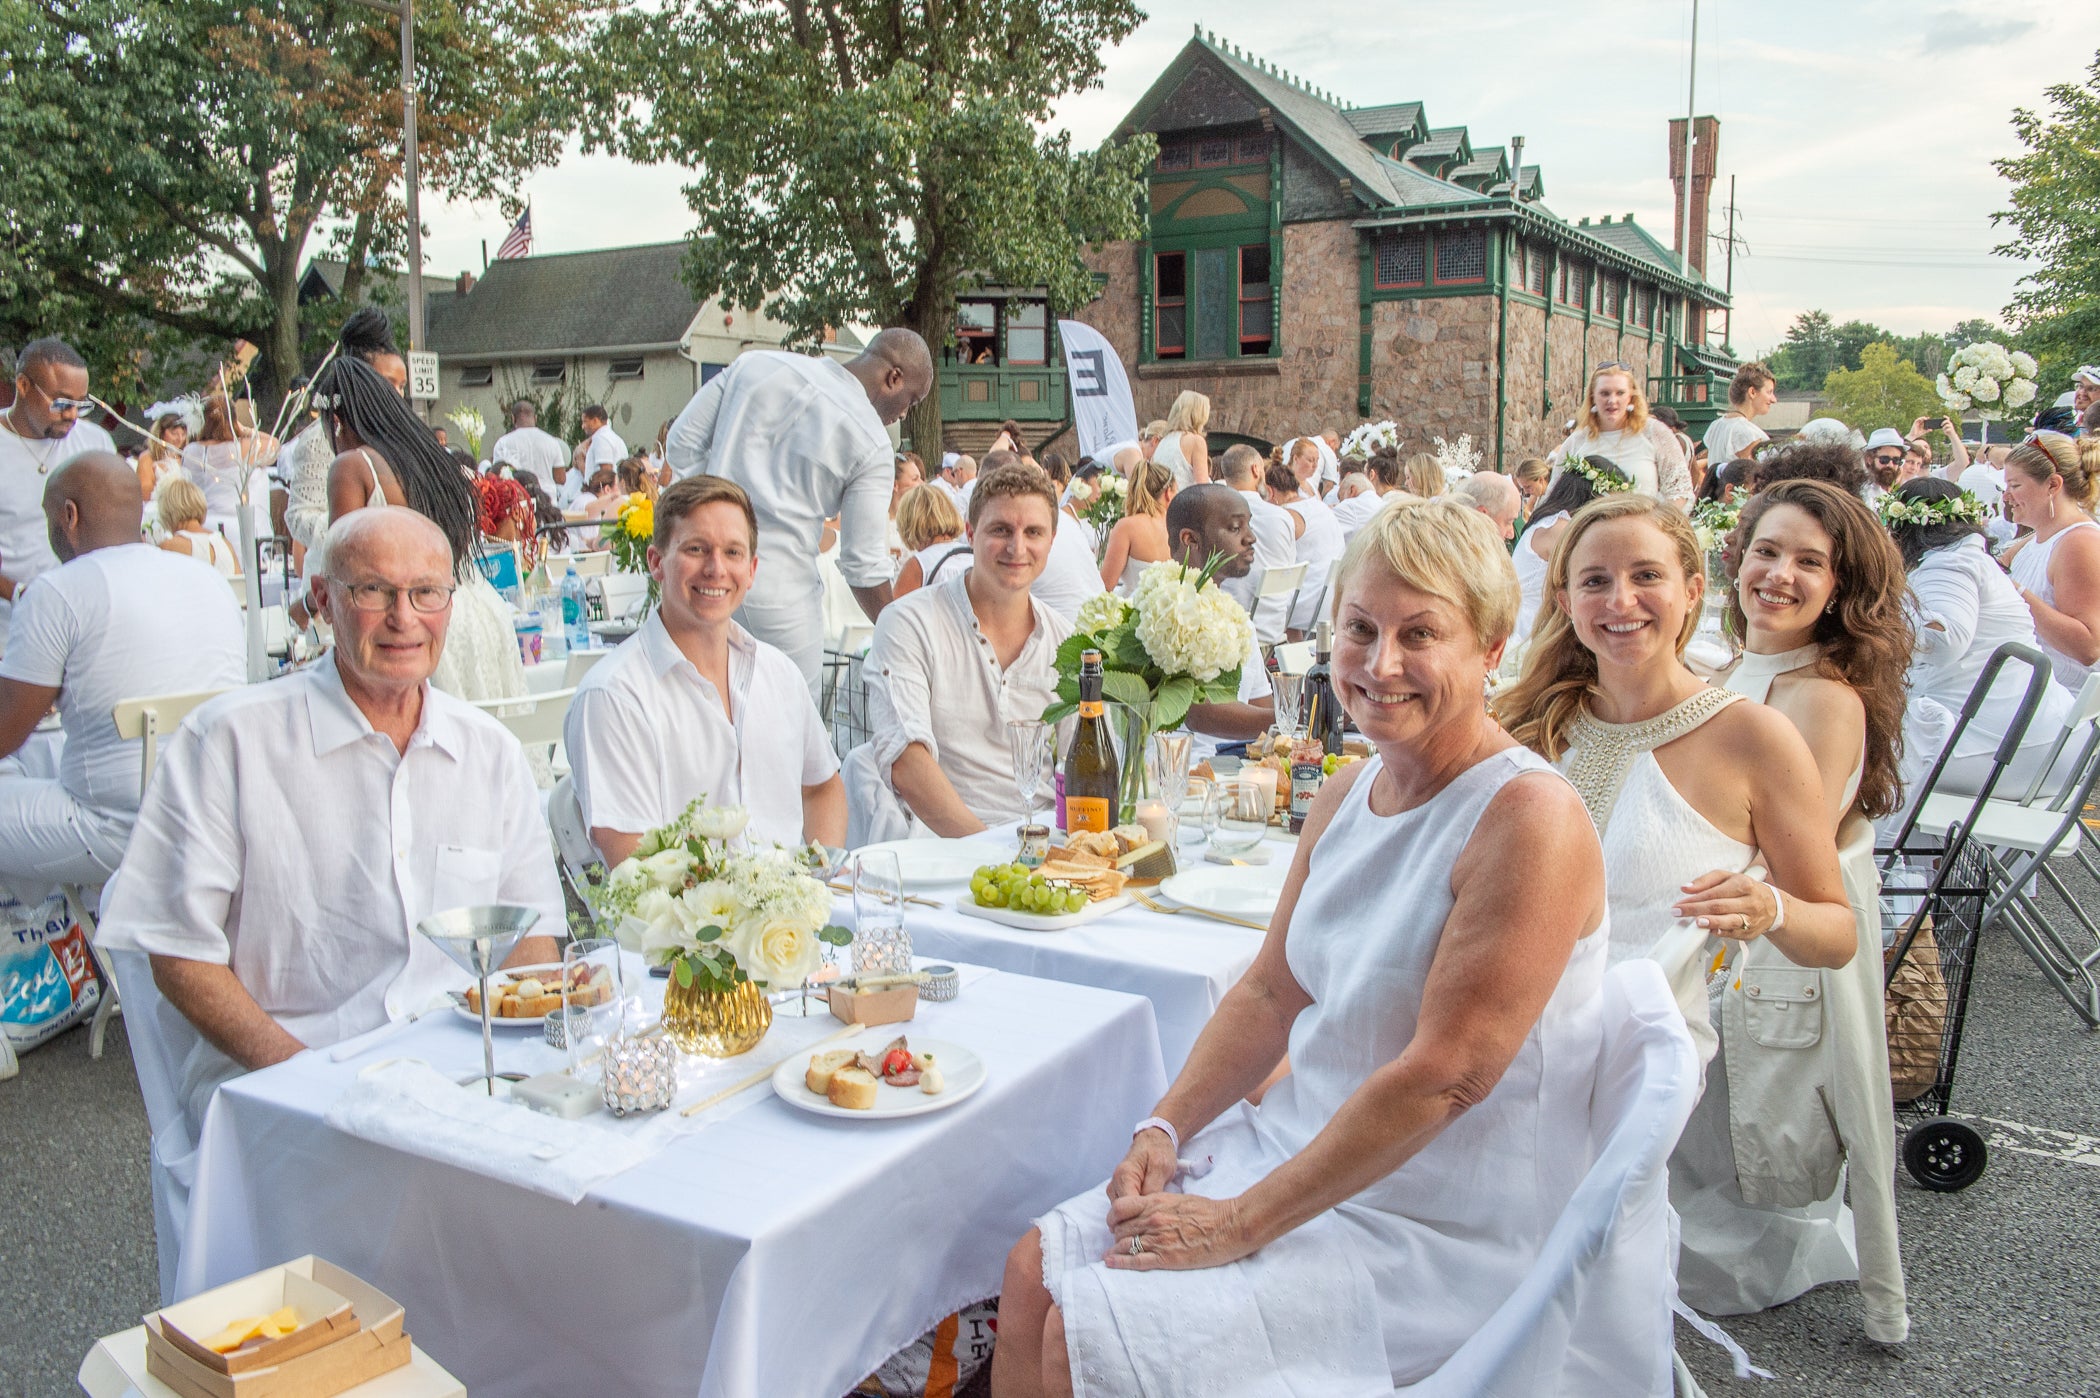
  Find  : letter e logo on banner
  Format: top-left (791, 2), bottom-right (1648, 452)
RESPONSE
top-left (1057, 321), bottom-right (1139, 461)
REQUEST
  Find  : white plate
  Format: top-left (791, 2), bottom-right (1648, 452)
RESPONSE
top-left (771, 1036), bottom-right (986, 1119)
top-left (448, 964), bottom-right (572, 1029)
top-left (954, 891), bottom-right (1135, 932)
top-left (852, 838), bottom-right (1011, 890)
top-left (1157, 865), bottom-right (1290, 922)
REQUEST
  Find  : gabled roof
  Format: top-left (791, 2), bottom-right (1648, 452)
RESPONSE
top-left (1345, 102), bottom-right (1425, 144)
top-left (1583, 218), bottom-right (1690, 278)
top-left (1408, 127), bottom-right (1470, 163)
top-left (1370, 155), bottom-right (1488, 209)
top-left (426, 242), bottom-right (700, 359)
top-left (1450, 145), bottom-right (1508, 188)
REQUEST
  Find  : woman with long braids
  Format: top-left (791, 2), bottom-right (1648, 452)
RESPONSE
top-left (312, 355), bottom-right (528, 702)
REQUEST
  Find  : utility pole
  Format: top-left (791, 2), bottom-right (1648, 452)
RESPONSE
top-left (1718, 175), bottom-right (1745, 353)
top-left (350, 0), bottom-right (422, 351)
top-left (1678, 0), bottom-right (1699, 278)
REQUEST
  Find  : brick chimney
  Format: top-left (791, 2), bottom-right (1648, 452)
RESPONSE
top-left (1668, 116), bottom-right (1719, 277)
top-left (456, 270), bottom-right (476, 296)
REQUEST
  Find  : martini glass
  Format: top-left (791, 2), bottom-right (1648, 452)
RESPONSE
top-left (416, 905), bottom-right (544, 1095)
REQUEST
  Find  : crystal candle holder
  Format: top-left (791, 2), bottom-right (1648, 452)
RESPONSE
top-left (601, 1035), bottom-right (676, 1116)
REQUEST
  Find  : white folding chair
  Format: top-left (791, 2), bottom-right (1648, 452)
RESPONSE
top-left (547, 775), bottom-right (600, 903)
top-left (82, 688), bottom-right (235, 1057)
top-left (562, 648), bottom-right (610, 687)
top-left (1255, 560), bottom-right (1307, 602)
top-left (471, 686), bottom-right (576, 780)
top-left (567, 550), bottom-right (613, 578)
top-left (1272, 640), bottom-right (1314, 675)
top-left (597, 572), bottom-right (651, 622)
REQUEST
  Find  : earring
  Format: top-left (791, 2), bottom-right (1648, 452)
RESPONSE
top-left (2050, 496), bottom-right (2058, 521)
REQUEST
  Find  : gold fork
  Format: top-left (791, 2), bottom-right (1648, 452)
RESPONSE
top-left (1130, 889), bottom-right (1269, 931)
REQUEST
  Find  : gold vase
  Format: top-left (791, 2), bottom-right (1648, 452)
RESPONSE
top-left (661, 973), bottom-right (773, 1058)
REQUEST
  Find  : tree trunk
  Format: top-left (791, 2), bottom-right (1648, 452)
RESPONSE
top-left (901, 277), bottom-right (956, 459)
top-left (339, 208), bottom-right (375, 305)
top-left (265, 251), bottom-right (305, 422)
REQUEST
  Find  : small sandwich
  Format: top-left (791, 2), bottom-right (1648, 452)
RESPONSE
top-left (805, 1049), bottom-right (858, 1096)
top-left (825, 1064), bottom-right (880, 1110)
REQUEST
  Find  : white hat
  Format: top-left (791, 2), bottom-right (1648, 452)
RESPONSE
top-left (2074, 365), bottom-right (2100, 388)
top-left (1865, 427), bottom-right (1908, 451)
top-left (1797, 418), bottom-right (1863, 450)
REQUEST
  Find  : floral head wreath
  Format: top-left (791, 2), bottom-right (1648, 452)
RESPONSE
top-left (1879, 491), bottom-right (1988, 530)
top-left (1566, 454), bottom-right (1634, 493)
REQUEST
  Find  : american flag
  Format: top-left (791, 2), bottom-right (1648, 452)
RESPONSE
top-left (495, 205), bottom-right (532, 260)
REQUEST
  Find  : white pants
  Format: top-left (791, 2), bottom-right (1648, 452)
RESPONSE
top-left (735, 593), bottom-right (826, 703)
top-left (0, 757), bottom-right (130, 894)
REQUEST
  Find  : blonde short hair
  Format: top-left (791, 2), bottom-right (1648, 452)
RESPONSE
top-left (1163, 390), bottom-right (1211, 436)
top-left (895, 482), bottom-right (964, 551)
top-left (157, 477), bottom-right (209, 534)
top-left (1399, 452), bottom-right (1444, 497)
top-left (1329, 496), bottom-right (1518, 647)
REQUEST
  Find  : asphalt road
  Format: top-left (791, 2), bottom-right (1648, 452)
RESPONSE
top-left (8, 891), bottom-right (2098, 1397)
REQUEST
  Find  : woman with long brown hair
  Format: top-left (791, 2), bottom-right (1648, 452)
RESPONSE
top-left (1683, 479), bottom-right (1912, 1342)
top-left (1098, 460), bottom-right (1176, 594)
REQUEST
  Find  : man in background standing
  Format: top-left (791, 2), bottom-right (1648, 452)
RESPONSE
top-left (0, 338), bottom-right (116, 653)
top-left (491, 399), bottom-right (568, 487)
top-left (1214, 443), bottom-right (1297, 645)
top-left (666, 330), bottom-right (933, 697)
top-left (578, 404), bottom-right (626, 506)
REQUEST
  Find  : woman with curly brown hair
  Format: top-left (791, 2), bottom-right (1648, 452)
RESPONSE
top-left (1687, 478), bottom-right (1913, 1343)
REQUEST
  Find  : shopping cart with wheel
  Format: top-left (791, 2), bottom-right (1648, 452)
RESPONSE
top-left (1876, 643), bottom-right (2058, 1191)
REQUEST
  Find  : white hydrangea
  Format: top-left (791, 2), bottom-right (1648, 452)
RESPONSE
top-left (1953, 365), bottom-right (1981, 392)
top-left (1131, 562), bottom-right (1253, 682)
top-left (2005, 378), bottom-right (2036, 408)
top-left (2011, 350), bottom-right (2038, 377)
top-left (1971, 376), bottom-right (2000, 403)
top-left (1075, 591), bottom-right (1132, 637)
top-left (1944, 390), bottom-right (1973, 411)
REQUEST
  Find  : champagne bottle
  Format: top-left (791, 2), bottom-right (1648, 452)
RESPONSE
top-left (1300, 620), bottom-right (1344, 756)
top-left (1064, 649), bottom-right (1119, 834)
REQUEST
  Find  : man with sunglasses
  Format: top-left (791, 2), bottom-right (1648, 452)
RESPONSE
top-left (1, 338), bottom-right (116, 652)
top-left (1863, 427), bottom-right (1909, 501)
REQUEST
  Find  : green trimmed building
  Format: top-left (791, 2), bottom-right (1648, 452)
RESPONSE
top-left (1070, 28), bottom-right (1734, 468)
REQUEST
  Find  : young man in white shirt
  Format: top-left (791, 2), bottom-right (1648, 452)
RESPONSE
top-left (565, 475), bottom-right (844, 864)
top-left (667, 330), bottom-right (934, 697)
top-left (0, 338), bottom-right (118, 652)
top-left (578, 404), bottom-right (627, 493)
top-left (1214, 443), bottom-right (1298, 645)
top-left (0, 453), bottom-right (245, 888)
top-left (1163, 484), bottom-right (1274, 754)
top-left (864, 461), bottom-right (1071, 835)
top-left (976, 448), bottom-right (1100, 622)
top-left (489, 399), bottom-right (569, 482)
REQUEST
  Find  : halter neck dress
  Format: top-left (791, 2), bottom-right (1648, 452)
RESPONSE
top-left (1668, 644), bottom-right (1909, 1341)
top-left (2008, 519), bottom-right (2100, 690)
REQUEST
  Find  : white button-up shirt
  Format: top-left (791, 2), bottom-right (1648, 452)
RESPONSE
top-left (1220, 488), bottom-right (1300, 644)
top-left (866, 570), bottom-right (1071, 828)
top-left (565, 611), bottom-right (837, 849)
top-left (96, 655), bottom-right (565, 1124)
top-left (582, 424), bottom-right (627, 478)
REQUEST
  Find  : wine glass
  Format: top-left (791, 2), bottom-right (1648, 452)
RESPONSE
top-left (1204, 776), bottom-right (1270, 863)
top-left (1008, 719), bottom-right (1050, 827)
top-left (1148, 732), bottom-right (1194, 850)
top-left (1271, 672), bottom-right (1306, 738)
top-left (415, 904), bottom-right (541, 1094)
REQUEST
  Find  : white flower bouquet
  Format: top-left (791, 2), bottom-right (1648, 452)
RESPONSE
top-left (1078, 470), bottom-right (1128, 544)
top-left (1339, 420), bottom-right (1403, 460)
top-left (1433, 433), bottom-right (1483, 486)
top-left (445, 405), bottom-right (487, 457)
top-left (1937, 343), bottom-right (2038, 422)
top-left (594, 800), bottom-right (850, 994)
top-left (1049, 559), bottom-right (1251, 730)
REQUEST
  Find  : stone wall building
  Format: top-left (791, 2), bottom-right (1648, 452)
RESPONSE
top-left (1069, 28), bottom-right (1734, 468)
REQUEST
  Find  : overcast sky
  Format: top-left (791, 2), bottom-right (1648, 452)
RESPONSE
top-left (418, 0), bottom-right (2100, 357)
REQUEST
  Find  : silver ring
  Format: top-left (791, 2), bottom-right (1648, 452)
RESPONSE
top-left (1127, 1235), bottom-right (1143, 1257)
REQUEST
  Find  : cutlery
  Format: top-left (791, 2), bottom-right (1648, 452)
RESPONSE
top-left (1130, 889), bottom-right (1270, 931)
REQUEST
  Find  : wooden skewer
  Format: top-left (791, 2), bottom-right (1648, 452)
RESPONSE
top-left (825, 881), bottom-right (944, 909)
top-left (679, 1022), bottom-right (862, 1117)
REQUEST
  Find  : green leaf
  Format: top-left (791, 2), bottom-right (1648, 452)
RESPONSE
top-left (1040, 699), bottom-right (1079, 726)
top-left (1053, 633), bottom-right (1096, 674)
top-left (673, 957), bottom-right (693, 988)
top-left (818, 924), bottom-right (854, 947)
top-left (1108, 625), bottom-right (1152, 674)
top-left (695, 923), bottom-right (723, 943)
top-left (1100, 668), bottom-right (1152, 712)
top-left (1152, 674), bottom-right (1197, 731)
top-left (1200, 665), bottom-right (1245, 705)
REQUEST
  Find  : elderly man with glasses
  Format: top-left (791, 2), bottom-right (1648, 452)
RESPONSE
top-left (1, 338), bottom-right (116, 652)
top-left (97, 508), bottom-right (563, 1190)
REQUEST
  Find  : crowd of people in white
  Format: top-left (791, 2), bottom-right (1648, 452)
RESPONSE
top-left (6, 310), bottom-right (2100, 1392)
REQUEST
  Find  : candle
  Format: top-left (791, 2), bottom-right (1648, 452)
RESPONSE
top-left (1134, 798), bottom-right (1173, 845)
top-left (1242, 762), bottom-right (1280, 815)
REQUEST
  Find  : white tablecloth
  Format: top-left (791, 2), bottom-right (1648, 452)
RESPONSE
top-left (870, 827), bottom-right (1286, 1075)
top-left (177, 968), bottom-right (1166, 1398)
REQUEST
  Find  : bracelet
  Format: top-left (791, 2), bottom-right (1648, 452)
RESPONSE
top-left (1760, 880), bottom-right (1788, 935)
top-left (1134, 1116), bottom-right (1180, 1152)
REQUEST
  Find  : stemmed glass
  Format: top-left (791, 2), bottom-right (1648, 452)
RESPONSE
top-left (1271, 672), bottom-right (1306, 739)
top-left (1149, 732), bottom-right (1194, 853)
top-left (1008, 719), bottom-right (1050, 828)
top-left (415, 905), bottom-right (541, 1095)
top-left (1203, 776), bottom-right (1270, 863)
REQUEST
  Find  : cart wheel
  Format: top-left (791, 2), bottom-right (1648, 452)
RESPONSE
top-left (1903, 1117), bottom-right (1988, 1191)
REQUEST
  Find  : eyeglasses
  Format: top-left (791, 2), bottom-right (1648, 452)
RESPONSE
top-left (18, 377), bottom-right (89, 414)
top-left (337, 582), bottom-right (456, 613)
top-left (1594, 361), bottom-right (1632, 375)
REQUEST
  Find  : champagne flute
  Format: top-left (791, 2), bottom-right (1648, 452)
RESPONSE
top-left (1008, 719), bottom-right (1049, 827)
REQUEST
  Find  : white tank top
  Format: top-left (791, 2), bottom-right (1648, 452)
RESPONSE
top-left (1511, 511), bottom-right (1568, 644)
top-left (178, 529), bottom-right (239, 578)
top-left (1150, 432), bottom-right (1196, 490)
top-left (2008, 519), bottom-right (2100, 689)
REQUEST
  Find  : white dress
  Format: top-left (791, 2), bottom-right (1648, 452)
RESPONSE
top-left (1040, 749), bottom-right (1646, 1394)
top-left (1511, 510), bottom-right (1568, 647)
top-left (174, 529), bottom-right (239, 578)
top-left (1550, 420), bottom-right (1693, 508)
top-left (1150, 431), bottom-right (1198, 491)
top-left (2006, 519), bottom-right (2100, 690)
top-left (1670, 645), bottom-right (1908, 1342)
top-left (1282, 495), bottom-right (1345, 633)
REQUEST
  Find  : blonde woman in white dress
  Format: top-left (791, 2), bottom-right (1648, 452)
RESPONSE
top-left (156, 477), bottom-right (240, 578)
top-left (1148, 390), bottom-right (1211, 488)
top-left (2002, 431), bottom-right (2100, 691)
top-left (1096, 461), bottom-right (1175, 595)
top-left (1691, 479), bottom-right (1914, 1343)
top-left (998, 499), bottom-right (1685, 1397)
top-left (1547, 362), bottom-right (1693, 509)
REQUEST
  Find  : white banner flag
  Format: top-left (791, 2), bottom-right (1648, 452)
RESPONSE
top-left (1058, 319), bottom-right (1140, 463)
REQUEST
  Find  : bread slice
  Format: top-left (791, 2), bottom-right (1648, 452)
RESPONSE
top-left (805, 1049), bottom-right (856, 1095)
top-left (826, 1065), bottom-right (879, 1110)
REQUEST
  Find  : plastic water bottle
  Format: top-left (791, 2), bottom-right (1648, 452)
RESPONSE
top-left (561, 565), bottom-right (591, 653)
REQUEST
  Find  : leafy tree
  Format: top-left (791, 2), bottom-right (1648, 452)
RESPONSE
top-left (1769, 310), bottom-right (1837, 391)
top-left (1819, 343), bottom-right (1942, 435)
top-left (0, 0), bottom-right (607, 405)
top-left (1994, 54), bottom-right (2100, 388)
top-left (595, 0), bottom-right (1155, 453)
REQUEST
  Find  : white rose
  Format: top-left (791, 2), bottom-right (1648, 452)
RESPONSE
top-left (634, 886), bottom-right (678, 932)
top-left (1953, 366), bottom-right (1980, 392)
top-left (690, 806), bottom-right (749, 842)
top-left (639, 848), bottom-right (690, 890)
top-left (732, 914), bottom-right (822, 987)
top-left (606, 857), bottom-right (650, 898)
top-left (676, 880), bottom-right (740, 935)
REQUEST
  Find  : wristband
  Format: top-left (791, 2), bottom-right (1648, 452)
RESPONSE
top-left (1134, 1116), bottom-right (1180, 1152)
top-left (1760, 880), bottom-right (1787, 935)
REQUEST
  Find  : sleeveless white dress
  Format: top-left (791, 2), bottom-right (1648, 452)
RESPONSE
top-left (175, 529), bottom-right (239, 578)
top-left (1670, 646), bottom-right (1909, 1342)
top-left (2007, 518), bottom-right (2100, 690)
top-left (1040, 748), bottom-right (1641, 1393)
top-left (1150, 432), bottom-right (1198, 491)
top-left (1511, 510), bottom-right (1568, 647)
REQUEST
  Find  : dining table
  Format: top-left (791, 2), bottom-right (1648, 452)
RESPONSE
top-left (175, 959), bottom-right (1166, 1398)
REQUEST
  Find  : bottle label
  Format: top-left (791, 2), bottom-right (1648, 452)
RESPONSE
top-left (1078, 699), bottom-right (1103, 718)
top-left (1066, 796), bottom-right (1112, 833)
